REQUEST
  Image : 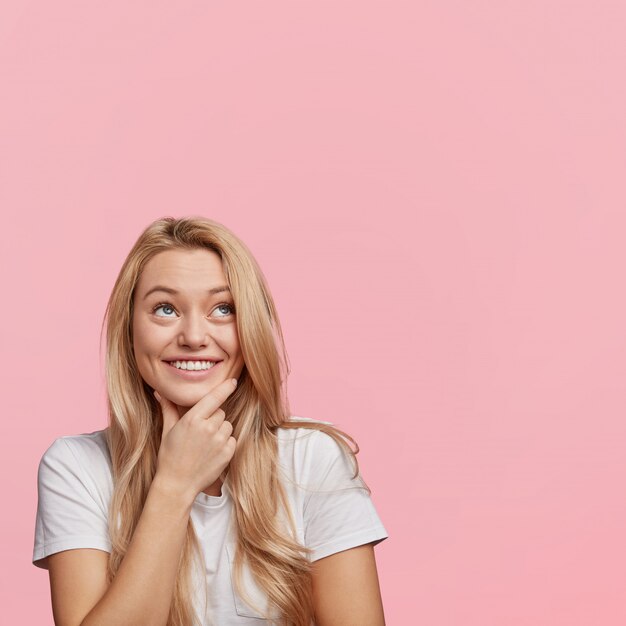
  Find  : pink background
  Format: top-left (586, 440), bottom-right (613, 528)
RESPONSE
top-left (2, 2), bottom-right (625, 624)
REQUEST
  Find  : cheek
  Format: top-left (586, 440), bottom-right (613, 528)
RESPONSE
top-left (224, 326), bottom-right (241, 353)
top-left (132, 330), bottom-right (160, 385)
top-left (132, 318), bottom-right (155, 363)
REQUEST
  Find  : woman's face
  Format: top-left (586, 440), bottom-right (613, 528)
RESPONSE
top-left (132, 248), bottom-right (245, 413)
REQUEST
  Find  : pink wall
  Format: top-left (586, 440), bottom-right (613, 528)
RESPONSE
top-left (2, 2), bottom-right (625, 624)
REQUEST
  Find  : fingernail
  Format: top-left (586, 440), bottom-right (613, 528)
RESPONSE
top-left (154, 390), bottom-right (161, 401)
top-left (231, 378), bottom-right (238, 387)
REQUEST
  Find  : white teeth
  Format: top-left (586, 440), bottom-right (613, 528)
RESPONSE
top-left (172, 360), bottom-right (217, 370)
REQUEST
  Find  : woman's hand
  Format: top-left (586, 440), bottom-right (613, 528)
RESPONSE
top-left (153, 378), bottom-right (239, 502)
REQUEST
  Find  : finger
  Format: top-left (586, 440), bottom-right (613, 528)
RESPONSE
top-left (218, 416), bottom-right (233, 437)
top-left (207, 407), bottom-right (227, 429)
top-left (187, 378), bottom-right (238, 422)
top-left (154, 390), bottom-right (178, 441)
top-left (219, 436), bottom-right (237, 464)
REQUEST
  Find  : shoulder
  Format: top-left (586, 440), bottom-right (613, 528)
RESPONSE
top-left (33, 429), bottom-right (113, 570)
top-left (276, 416), bottom-right (342, 455)
top-left (41, 427), bottom-right (110, 461)
top-left (38, 428), bottom-right (112, 483)
top-left (276, 416), bottom-right (360, 485)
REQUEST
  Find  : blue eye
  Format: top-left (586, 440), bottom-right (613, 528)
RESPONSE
top-left (151, 302), bottom-right (235, 318)
top-left (214, 303), bottom-right (235, 317)
top-left (153, 303), bottom-right (177, 317)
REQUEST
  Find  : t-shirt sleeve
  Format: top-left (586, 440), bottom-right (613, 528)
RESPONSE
top-left (302, 430), bottom-right (388, 562)
top-left (32, 438), bottom-right (112, 570)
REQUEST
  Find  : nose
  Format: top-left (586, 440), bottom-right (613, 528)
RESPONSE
top-left (177, 310), bottom-right (211, 348)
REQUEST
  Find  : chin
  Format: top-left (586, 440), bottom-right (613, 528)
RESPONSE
top-left (163, 383), bottom-right (225, 407)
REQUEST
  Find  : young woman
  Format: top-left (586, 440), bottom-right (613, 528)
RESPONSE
top-left (32, 216), bottom-right (388, 626)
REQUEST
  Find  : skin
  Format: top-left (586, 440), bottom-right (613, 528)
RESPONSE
top-left (132, 248), bottom-right (245, 496)
top-left (47, 247), bottom-right (385, 625)
top-left (132, 247), bottom-right (245, 411)
top-left (312, 544), bottom-right (386, 626)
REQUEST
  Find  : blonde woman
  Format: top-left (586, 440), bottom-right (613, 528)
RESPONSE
top-left (32, 216), bottom-right (388, 626)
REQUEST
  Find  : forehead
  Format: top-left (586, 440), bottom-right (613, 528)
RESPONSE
top-left (136, 248), bottom-right (225, 293)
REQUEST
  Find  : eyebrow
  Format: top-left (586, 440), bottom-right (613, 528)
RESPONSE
top-left (142, 285), bottom-right (231, 300)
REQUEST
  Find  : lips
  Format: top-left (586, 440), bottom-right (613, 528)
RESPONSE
top-left (164, 360), bottom-right (221, 369)
top-left (162, 358), bottom-right (223, 363)
top-left (163, 359), bottom-right (224, 379)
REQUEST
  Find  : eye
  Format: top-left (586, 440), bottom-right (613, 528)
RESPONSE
top-left (213, 303), bottom-right (235, 318)
top-left (152, 302), bottom-right (177, 318)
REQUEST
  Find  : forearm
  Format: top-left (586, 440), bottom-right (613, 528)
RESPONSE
top-left (81, 476), bottom-right (194, 626)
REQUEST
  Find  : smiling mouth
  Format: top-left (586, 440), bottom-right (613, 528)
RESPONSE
top-left (165, 360), bottom-right (222, 371)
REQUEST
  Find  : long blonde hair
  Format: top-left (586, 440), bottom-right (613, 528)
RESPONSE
top-left (100, 216), bottom-right (368, 625)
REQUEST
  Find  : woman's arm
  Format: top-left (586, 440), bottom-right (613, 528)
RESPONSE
top-left (311, 543), bottom-right (386, 626)
top-left (45, 380), bottom-right (238, 626)
top-left (48, 477), bottom-right (194, 626)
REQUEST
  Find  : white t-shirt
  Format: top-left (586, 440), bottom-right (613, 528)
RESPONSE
top-left (32, 416), bottom-right (388, 624)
